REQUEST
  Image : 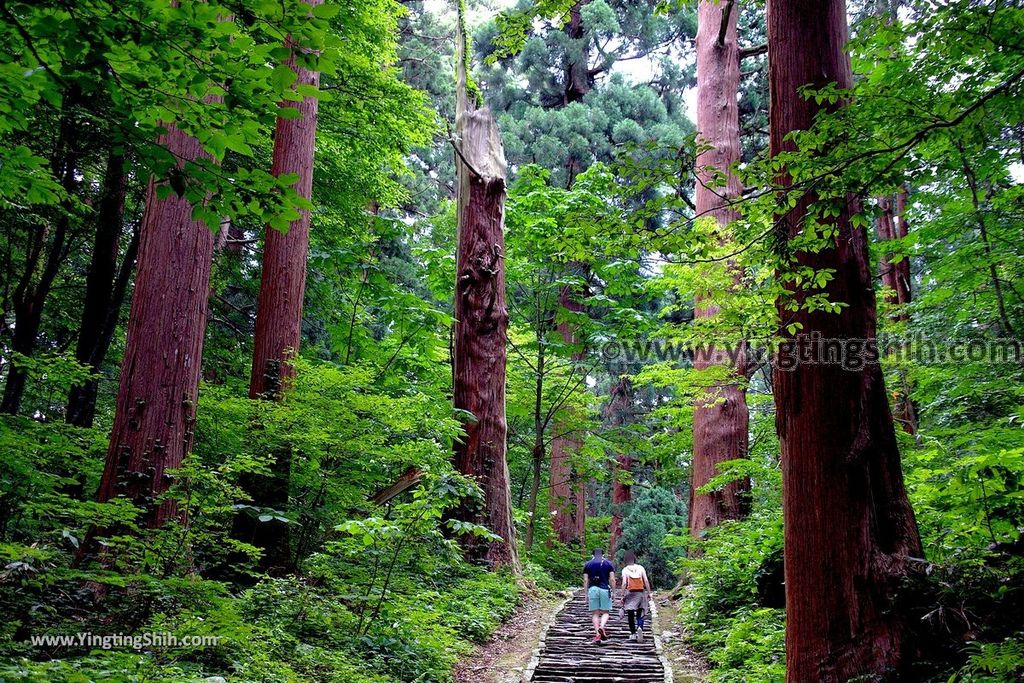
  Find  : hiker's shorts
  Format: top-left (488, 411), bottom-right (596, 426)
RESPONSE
top-left (588, 586), bottom-right (612, 612)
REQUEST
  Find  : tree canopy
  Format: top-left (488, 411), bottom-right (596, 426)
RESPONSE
top-left (1, 0), bottom-right (1023, 681)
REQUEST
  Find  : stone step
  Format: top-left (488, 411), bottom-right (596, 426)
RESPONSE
top-left (525, 589), bottom-right (671, 683)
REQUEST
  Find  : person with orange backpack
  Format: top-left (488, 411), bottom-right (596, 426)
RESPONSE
top-left (619, 551), bottom-right (652, 642)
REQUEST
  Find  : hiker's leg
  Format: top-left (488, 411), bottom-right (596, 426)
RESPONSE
top-left (627, 609), bottom-right (637, 634)
top-left (636, 607), bottom-right (645, 630)
top-left (599, 611), bottom-right (610, 629)
top-left (591, 611), bottom-right (601, 635)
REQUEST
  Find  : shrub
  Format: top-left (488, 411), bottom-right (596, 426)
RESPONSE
top-left (616, 487), bottom-right (687, 588)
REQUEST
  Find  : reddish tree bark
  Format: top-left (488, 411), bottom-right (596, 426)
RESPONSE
top-left (249, 34), bottom-right (320, 398)
top-left (892, 189), bottom-right (919, 434)
top-left (549, 283), bottom-right (587, 547)
top-left (607, 378), bottom-right (633, 560)
top-left (876, 191), bottom-right (913, 317)
top-left (95, 121), bottom-right (217, 528)
top-left (450, 10), bottom-right (519, 571)
top-left (67, 150), bottom-right (139, 428)
top-left (564, 1), bottom-right (591, 105)
top-left (689, 0), bottom-right (750, 538)
top-left (893, 188), bottom-right (913, 308)
top-left (876, 191), bottom-right (918, 435)
top-left (876, 196), bottom-right (900, 309)
top-left (769, 0), bottom-right (924, 679)
top-left (236, 3), bottom-right (323, 572)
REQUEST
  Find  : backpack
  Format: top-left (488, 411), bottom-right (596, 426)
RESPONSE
top-left (625, 568), bottom-right (645, 592)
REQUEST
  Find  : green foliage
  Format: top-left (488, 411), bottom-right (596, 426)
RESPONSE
top-left (615, 487), bottom-right (686, 588)
top-left (4, 0), bottom-right (1024, 681)
top-left (702, 608), bottom-right (785, 683)
top-left (675, 505), bottom-right (784, 681)
top-left (478, 1), bottom-right (696, 188)
top-left (0, 358), bottom-right (537, 682)
top-left (954, 638), bottom-right (1024, 682)
top-left (0, 0), bottom-right (339, 224)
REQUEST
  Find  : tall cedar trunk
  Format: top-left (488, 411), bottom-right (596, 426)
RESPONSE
top-left (2, 113), bottom-right (79, 415)
top-left (689, 0), bottom-right (751, 538)
top-left (876, 191), bottom-right (918, 435)
top-left (891, 188), bottom-right (918, 434)
top-left (564, 1), bottom-right (591, 104)
top-left (876, 191), bottom-right (913, 320)
top-left (876, 196), bottom-right (900, 309)
top-left (549, 284), bottom-right (587, 547)
top-left (607, 378), bottom-right (633, 560)
top-left (451, 7), bottom-right (520, 571)
top-left (217, 218), bottom-right (245, 255)
top-left (236, 2), bottom-right (322, 572)
top-left (563, 1), bottom-right (590, 185)
top-left (769, 0), bottom-right (924, 679)
top-left (95, 119), bottom-right (218, 528)
top-left (552, 1), bottom-right (592, 526)
top-left (524, 338), bottom-right (545, 551)
top-left (67, 150), bottom-right (136, 428)
top-left (892, 188), bottom-right (917, 432)
top-left (893, 188), bottom-right (913, 310)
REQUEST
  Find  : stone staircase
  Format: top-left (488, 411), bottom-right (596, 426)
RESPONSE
top-left (524, 589), bottom-right (672, 683)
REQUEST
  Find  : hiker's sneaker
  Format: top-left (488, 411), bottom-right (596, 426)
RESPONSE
top-left (593, 635), bottom-right (603, 645)
top-left (627, 633), bottom-right (637, 642)
top-left (637, 630), bottom-right (644, 642)
top-left (599, 627), bottom-right (609, 640)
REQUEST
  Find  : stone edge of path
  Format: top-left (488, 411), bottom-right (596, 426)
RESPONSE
top-left (521, 589), bottom-right (575, 682)
top-left (648, 593), bottom-right (675, 683)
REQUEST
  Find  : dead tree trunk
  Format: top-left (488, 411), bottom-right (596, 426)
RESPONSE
top-left (769, 0), bottom-right (924, 679)
top-left (450, 4), bottom-right (520, 571)
top-left (235, 1), bottom-right (323, 573)
top-left (689, 0), bottom-right (750, 538)
top-left (95, 120), bottom-right (218, 528)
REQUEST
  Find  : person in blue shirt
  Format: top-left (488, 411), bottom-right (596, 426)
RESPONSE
top-left (582, 548), bottom-right (617, 644)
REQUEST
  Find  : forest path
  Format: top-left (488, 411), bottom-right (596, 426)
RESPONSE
top-left (523, 589), bottom-right (672, 682)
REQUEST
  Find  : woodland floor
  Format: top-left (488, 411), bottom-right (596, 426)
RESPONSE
top-left (654, 590), bottom-right (709, 683)
top-left (452, 589), bottom-right (569, 683)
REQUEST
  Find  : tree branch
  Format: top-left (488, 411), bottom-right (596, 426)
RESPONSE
top-left (739, 43), bottom-right (768, 60)
top-left (717, 0), bottom-right (736, 48)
